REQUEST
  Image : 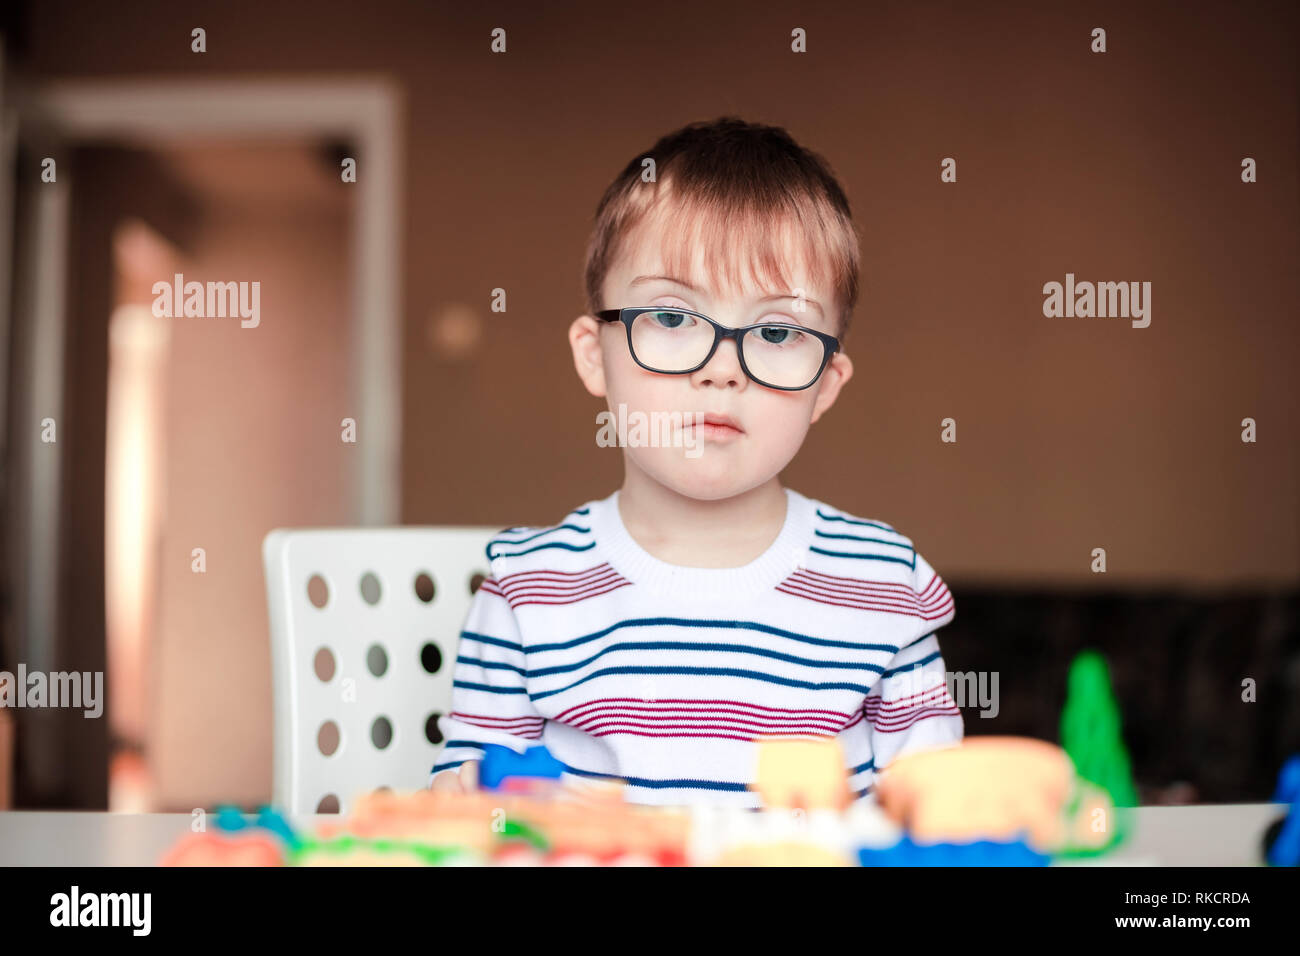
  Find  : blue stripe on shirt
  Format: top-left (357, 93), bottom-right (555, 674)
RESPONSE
top-left (530, 617), bottom-right (899, 656)
top-left (880, 649), bottom-right (943, 677)
top-left (458, 630), bottom-right (524, 653)
top-left (487, 540), bottom-right (597, 559)
top-left (526, 641), bottom-right (888, 678)
top-left (456, 656), bottom-right (527, 675)
top-left (808, 545), bottom-right (916, 569)
top-left (452, 680), bottom-right (529, 695)
top-left (813, 529), bottom-right (915, 555)
top-left (814, 509), bottom-right (898, 533)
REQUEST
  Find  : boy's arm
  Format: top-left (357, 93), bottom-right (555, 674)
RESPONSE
top-left (430, 575), bottom-right (544, 786)
top-left (843, 552), bottom-right (962, 796)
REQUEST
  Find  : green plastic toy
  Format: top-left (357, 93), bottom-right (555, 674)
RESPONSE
top-left (1058, 649), bottom-right (1137, 857)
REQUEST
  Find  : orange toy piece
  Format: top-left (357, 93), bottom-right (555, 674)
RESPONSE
top-left (318, 785), bottom-right (692, 865)
top-left (160, 831), bottom-right (283, 866)
top-left (318, 788), bottom-right (503, 854)
top-left (874, 736), bottom-right (1082, 851)
top-left (526, 798), bottom-right (691, 863)
top-left (752, 737), bottom-right (852, 811)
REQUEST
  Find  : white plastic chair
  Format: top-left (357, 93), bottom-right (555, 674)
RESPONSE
top-left (262, 526), bottom-right (499, 815)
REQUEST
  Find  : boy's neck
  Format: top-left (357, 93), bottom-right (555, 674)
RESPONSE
top-left (615, 469), bottom-right (789, 569)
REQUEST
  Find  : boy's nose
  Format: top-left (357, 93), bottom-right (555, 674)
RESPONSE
top-left (690, 336), bottom-right (745, 388)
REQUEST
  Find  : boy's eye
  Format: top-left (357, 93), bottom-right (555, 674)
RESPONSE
top-left (757, 325), bottom-right (801, 345)
top-left (650, 310), bottom-right (692, 329)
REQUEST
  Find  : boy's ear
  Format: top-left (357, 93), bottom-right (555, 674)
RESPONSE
top-left (809, 350), bottom-right (853, 425)
top-left (569, 314), bottom-right (609, 398)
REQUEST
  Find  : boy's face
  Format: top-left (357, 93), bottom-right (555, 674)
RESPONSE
top-left (570, 212), bottom-right (854, 502)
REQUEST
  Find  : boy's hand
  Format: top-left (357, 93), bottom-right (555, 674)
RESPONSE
top-left (429, 761), bottom-right (478, 793)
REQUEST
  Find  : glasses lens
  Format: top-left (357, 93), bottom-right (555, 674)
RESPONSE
top-left (742, 325), bottom-right (826, 388)
top-left (629, 310), bottom-right (716, 372)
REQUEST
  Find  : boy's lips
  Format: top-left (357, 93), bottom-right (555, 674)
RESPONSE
top-left (682, 412), bottom-right (744, 442)
top-left (698, 412), bottom-right (743, 433)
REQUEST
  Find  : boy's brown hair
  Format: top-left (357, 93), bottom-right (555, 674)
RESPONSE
top-left (583, 116), bottom-right (861, 342)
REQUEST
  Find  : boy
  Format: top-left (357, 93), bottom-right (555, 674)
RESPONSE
top-left (430, 117), bottom-right (961, 807)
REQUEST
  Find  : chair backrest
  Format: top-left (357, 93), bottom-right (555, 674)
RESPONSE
top-left (262, 526), bottom-right (498, 814)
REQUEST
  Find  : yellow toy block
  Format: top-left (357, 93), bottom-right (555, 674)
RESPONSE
top-left (714, 842), bottom-right (853, 866)
top-left (752, 736), bottom-right (852, 811)
top-left (874, 736), bottom-right (1081, 851)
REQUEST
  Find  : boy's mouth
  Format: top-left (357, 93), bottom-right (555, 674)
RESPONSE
top-left (706, 412), bottom-right (742, 429)
top-left (687, 412), bottom-right (744, 439)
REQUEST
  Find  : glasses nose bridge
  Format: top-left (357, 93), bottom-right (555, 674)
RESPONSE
top-left (714, 321), bottom-right (743, 344)
top-left (696, 314), bottom-right (748, 382)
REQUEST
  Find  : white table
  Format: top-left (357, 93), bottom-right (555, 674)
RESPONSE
top-left (0, 804), bottom-right (1288, 866)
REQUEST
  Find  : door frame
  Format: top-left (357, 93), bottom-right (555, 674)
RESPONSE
top-left (18, 75), bottom-right (405, 526)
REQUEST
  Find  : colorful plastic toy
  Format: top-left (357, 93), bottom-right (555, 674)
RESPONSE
top-left (751, 737), bottom-right (852, 811)
top-left (874, 736), bottom-right (1080, 851)
top-left (214, 804), bottom-right (300, 848)
top-left (160, 830), bottom-right (284, 866)
top-left (1059, 649), bottom-right (1136, 856)
top-left (713, 841), bottom-right (854, 866)
top-left (288, 835), bottom-right (480, 866)
top-left (858, 834), bottom-right (1050, 867)
top-left (161, 804), bottom-right (300, 866)
top-left (478, 743), bottom-right (567, 792)
top-left (1264, 753), bottom-right (1300, 866)
top-left (156, 669), bottom-right (1158, 867)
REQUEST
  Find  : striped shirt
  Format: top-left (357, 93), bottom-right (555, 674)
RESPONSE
top-left (432, 486), bottom-right (962, 808)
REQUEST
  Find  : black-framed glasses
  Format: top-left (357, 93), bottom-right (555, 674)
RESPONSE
top-left (595, 307), bottom-right (840, 391)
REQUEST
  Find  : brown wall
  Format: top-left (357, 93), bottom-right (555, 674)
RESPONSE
top-left (147, 193), bottom-right (352, 809)
top-left (15, 0), bottom-right (1298, 590)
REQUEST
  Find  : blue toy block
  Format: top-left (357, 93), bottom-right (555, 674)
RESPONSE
top-left (254, 806), bottom-right (300, 848)
top-left (212, 803), bottom-right (299, 848)
top-left (214, 804), bottom-right (246, 832)
top-left (858, 834), bottom-right (1050, 867)
top-left (478, 742), bottom-right (567, 791)
top-left (1266, 754), bottom-right (1300, 866)
top-left (1270, 755), bottom-right (1300, 804)
top-left (1267, 811), bottom-right (1300, 867)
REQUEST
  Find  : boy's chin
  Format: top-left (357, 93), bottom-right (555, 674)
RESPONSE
top-left (634, 456), bottom-right (768, 501)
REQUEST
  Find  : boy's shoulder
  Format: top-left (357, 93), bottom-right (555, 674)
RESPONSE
top-left (481, 497), bottom-right (605, 578)
top-left (794, 492), bottom-right (954, 635)
top-left (796, 492), bottom-right (932, 585)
